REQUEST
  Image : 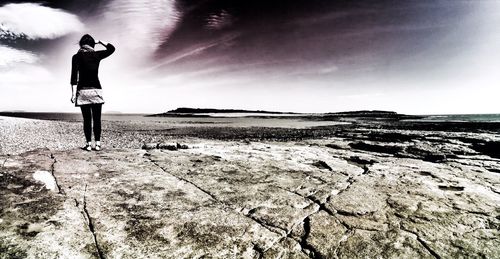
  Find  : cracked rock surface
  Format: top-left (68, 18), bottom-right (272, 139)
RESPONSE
top-left (1, 132), bottom-right (499, 258)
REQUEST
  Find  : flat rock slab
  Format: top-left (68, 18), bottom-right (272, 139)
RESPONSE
top-left (1, 139), bottom-right (499, 258)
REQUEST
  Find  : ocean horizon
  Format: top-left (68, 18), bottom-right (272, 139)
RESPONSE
top-left (2, 111), bottom-right (500, 123)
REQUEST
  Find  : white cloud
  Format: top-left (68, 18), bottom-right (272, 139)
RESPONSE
top-left (0, 45), bottom-right (38, 67)
top-left (0, 45), bottom-right (54, 84)
top-left (0, 3), bottom-right (84, 40)
top-left (99, 0), bottom-right (180, 53)
top-left (0, 63), bottom-right (53, 84)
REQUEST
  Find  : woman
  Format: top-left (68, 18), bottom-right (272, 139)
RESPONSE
top-left (71, 34), bottom-right (115, 151)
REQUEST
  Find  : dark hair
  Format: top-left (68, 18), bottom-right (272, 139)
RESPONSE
top-left (79, 34), bottom-right (95, 48)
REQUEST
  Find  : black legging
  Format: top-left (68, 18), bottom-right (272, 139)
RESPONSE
top-left (80, 104), bottom-right (102, 142)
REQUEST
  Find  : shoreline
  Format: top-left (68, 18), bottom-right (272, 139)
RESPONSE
top-left (1, 115), bottom-right (500, 156)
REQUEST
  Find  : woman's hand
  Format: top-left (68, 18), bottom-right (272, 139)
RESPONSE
top-left (95, 40), bottom-right (108, 46)
top-left (71, 94), bottom-right (76, 103)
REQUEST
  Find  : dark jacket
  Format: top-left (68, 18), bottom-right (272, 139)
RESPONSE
top-left (70, 43), bottom-right (115, 90)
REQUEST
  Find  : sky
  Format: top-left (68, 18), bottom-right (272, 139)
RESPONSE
top-left (1, 0), bottom-right (500, 114)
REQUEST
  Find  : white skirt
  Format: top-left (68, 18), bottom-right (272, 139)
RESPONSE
top-left (76, 89), bottom-right (105, 106)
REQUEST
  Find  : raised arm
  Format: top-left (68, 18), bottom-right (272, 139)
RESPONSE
top-left (96, 41), bottom-right (115, 60)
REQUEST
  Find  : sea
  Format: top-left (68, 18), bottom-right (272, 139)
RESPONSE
top-left (0, 112), bottom-right (347, 129)
top-left (419, 114), bottom-right (500, 123)
top-left (1, 112), bottom-right (500, 124)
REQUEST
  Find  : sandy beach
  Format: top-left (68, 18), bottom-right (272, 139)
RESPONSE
top-left (1, 114), bottom-right (499, 258)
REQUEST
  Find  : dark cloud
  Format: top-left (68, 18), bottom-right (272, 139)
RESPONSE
top-left (149, 0), bottom-right (472, 83)
top-left (0, 0), bottom-right (474, 78)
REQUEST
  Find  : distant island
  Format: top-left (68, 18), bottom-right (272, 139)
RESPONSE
top-left (147, 107), bottom-right (422, 120)
top-left (155, 107), bottom-right (300, 115)
top-left (147, 108), bottom-right (300, 117)
top-left (326, 110), bottom-right (397, 116)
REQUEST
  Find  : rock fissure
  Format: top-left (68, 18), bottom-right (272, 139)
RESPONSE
top-left (306, 194), bottom-right (336, 217)
top-left (335, 208), bottom-right (375, 218)
top-left (272, 184), bottom-right (365, 256)
top-left (253, 243), bottom-right (264, 259)
top-left (267, 205), bottom-right (323, 254)
top-left (49, 153), bottom-right (64, 195)
top-left (400, 227), bottom-right (441, 259)
top-left (146, 155), bottom-right (221, 203)
top-left (451, 206), bottom-right (490, 216)
top-left (415, 235), bottom-right (441, 259)
top-left (489, 187), bottom-right (500, 195)
top-left (335, 218), bottom-right (354, 232)
top-left (245, 212), bottom-right (287, 235)
top-left (461, 226), bottom-right (492, 237)
top-left (337, 171), bottom-right (350, 177)
top-left (272, 186), bottom-right (355, 258)
top-left (80, 184), bottom-right (105, 259)
top-left (299, 216), bottom-right (325, 259)
top-left (335, 177), bottom-right (356, 197)
top-left (275, 185), bottom-right (338, 218)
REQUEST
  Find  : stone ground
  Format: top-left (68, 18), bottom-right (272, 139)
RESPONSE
top-left (1, 136), bottom-right (499, 258)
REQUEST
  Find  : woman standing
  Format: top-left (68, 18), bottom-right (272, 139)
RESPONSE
top-left (71, 34), bottom-right (115, 151)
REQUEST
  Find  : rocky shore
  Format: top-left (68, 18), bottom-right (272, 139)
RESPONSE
top-left (0, 115), bottom-right (499, 258)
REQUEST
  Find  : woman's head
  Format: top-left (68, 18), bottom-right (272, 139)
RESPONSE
top-left (79, 34), bottom-right (95, 48)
